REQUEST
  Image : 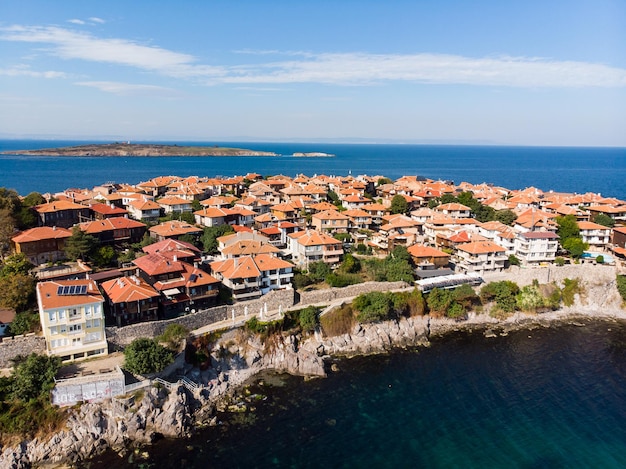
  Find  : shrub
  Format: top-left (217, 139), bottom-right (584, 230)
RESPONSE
top-left (123, 338), bottom-right (174, 375)
top-left (325, 272), bottom-right (363, 288)
top-left (426, 288), bottom-right (453, 317)
top-left (561, 278), bottom-right (581, 307)
top-left (555, 257), bottom-right (566, 266)
top-left (353, 291), bottom-right (392, 323)
top-left (8, 311), bottom-right (40, 335)
top-left (617, 275), bottom-right (626, 302)
top-left (595, 255), bottom-right (604, 264)
top-left (157, 324), bottom-right (189, 350)
top-left (480, 280), bottom-right (520, 314)
top-left (299, 306), bottom-right (320, 332)
top-left (516, 285), bottom-right (546, 313)
top-left (508, 254), bottom-right (520, 266)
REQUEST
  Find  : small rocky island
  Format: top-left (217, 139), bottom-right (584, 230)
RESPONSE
top-left (2, 142), bottom-right (278, 157)
top-left (292, 152), bottom-right (335, 157)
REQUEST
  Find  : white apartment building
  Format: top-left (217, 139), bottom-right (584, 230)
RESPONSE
top-left (37, 279), bottom-right (108, 362)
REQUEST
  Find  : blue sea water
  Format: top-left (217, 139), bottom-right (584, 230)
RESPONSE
top-left (86, 320), bottom-right (626, 468)
top-left (1, 140), bottom-right (625, 200)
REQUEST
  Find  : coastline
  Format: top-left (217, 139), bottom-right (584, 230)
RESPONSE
top-left (1, 264), bottom-right (624, 467)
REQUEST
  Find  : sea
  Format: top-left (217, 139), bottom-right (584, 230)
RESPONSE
top-left (1, 140), bottom-right (626, 200)
top-left (4, 140), bottom-right (626, 468)
top-left (84, 320), bottom-right (626, 469)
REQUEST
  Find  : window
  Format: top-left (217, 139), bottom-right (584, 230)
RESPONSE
top-left (49, 311), bottom-right (56, 322)
top-left (58, 310), bottom-right (66, 320)
top-left (69, 324), bottom-right (82, 333)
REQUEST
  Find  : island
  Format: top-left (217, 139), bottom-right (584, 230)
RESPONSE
top-left (292, 152), bottom-right (335, 157)
top-left (2, 142), bottom-right (279, 157)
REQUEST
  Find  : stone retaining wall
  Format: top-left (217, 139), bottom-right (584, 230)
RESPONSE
top-left (482, 264), bottom-right (617, 288)
top-left (297, 281), bottom-right (410, 306)
top-left (106, 288), bottom-right (296, 347)
top-left (0, 335), bottom-right (46, 368)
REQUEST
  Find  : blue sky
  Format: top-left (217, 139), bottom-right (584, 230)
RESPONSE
top-left (1, 0), bottom-right (625, 146)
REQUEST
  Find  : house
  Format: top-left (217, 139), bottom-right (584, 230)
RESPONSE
top-left (612, 227), bottom-right (626, 249)
top-left (513, 231), bottom-right (559, 265)
top-left (434, 203), bottom-right (472, 219)
top-left (132, 254), bottom-right (220, 316)
top-left (456, 241), bottom-right (507, 275)
top-left (578, 221), bottom-right (611, 249)
top-left (407, 244), bottom-right (451, 270)
top-left (343, 208), bottom-right (372, 230)
top-left (33, 200), bottom-right (91, 228)
top-left (587, 205), bottom-right (626, 222)
top-left (36, 279), bottom-right (108, 362)
top-left (210, 254), bottom-right (294, 301)
top-left (11, 226), bottom-right (73, 265)
top-left (127, 199), bottom-right (162, 223)
top-left (217, 230), bottom-right (276, 257)
top-left (194, 207), bottom-right (237, 227)
top-left (156, 196), bottom-right (193, 215)
top-left (143, 238), bottom-right (202, 264)
top-left (311, 210), bottom-right (350, 232)
top-left (79, 217), bottom-right (147, 246)
top-left (88, 203), bottom-right (129, 220)
top-left (149, 220), bottom-right (203, 241)
top-left (100, 275), bottom-right (161, 326)
top-left (361, 203), bottom-right (388, 226)
top-left (287, 230), bottom-right (343, 267)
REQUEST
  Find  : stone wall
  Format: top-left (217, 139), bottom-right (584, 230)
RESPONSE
top-left (0, 335), bottom-right (46, 368)
top-left (106, 288), bottom-right (296, 347)
top-left (482, 264), bottom-right (617, 288)
top-left (297, 281), bottom-right (410, 306)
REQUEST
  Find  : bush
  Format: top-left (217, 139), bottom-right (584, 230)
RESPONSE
top-left (123, 338), bottom-right (174, 375)
top-left (8, 311), bottom-right (40, 335)
top-left (11, 353), bottom-right (61, 401)
top-left (299, 306), bottom-right (320, 332)
top-left (157, 324), bottom-right (189, 350)
top-left (555, 257), bottom-right (566, 266)
top-left (480, 280), bottom-right (520, 314)
top-left (325, 272), bottom-right (363, 288)
top-left (561, 278), bottom-right (581, 307)
top-left (516, 285), bottom-right (547, 313)
top-left (353, 291), bottom-right (392, 323)
top-left (508, 254), bottom-right (520, 266)
top-left (595, 255), bottom-right (604, 264)
top-left (617, 275), bottom-right (626, 302)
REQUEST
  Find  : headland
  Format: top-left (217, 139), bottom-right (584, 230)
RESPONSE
top-left (1, 142), bottom-right (278, 157)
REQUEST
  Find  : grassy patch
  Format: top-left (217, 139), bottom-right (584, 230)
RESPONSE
top-left (320, 304), bottom-right (355, 337)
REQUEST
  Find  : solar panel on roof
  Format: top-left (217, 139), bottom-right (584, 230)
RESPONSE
top-left (189, 274), bottom-right (198, 282)
top-left (78, 285), bottom-right (87, 294)
top-left (57, 286), bottom-right (64, 295)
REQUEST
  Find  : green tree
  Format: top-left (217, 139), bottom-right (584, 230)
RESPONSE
top-left (556, 215), bottom-right (580, 243)
top-left (593, 213), bottom-right (615, 228)
top-left (516, 285), bottom-right (547, 312)
top-left (0, 253), bottom-right (34, 277)
top-left (299, 306), bottom-right (319, 332)
top-left (123, 338), bottom-right (174, 375)
top-left (11, 353), bottom-right (61, 401)
top-left (308, 261), bottom-right (332, 282)
top-left (201, 224), bottom-right (235, 254)
top-left (390, 195), bottom-right (409, 215)
top-left (0, 208), bottom-right (16, 257)
top-left (340, 253), bottom-right (361, 273)
top-left (494, 209), bottom-right (517, 226)
top-left (0, 274), bottom-right (36, 311)
top-left (64, 226), bottom-right (97, 261)
top-left (93, 245), bottom-right (116, 268)
top-left (7, 311), bottom-right (40, 335)
top-left (562, 237), bottom-right (588, 258)
top-left (377, 177), bottom-right (393, 186)
top-left (508, 254), bottom-right (520, 266)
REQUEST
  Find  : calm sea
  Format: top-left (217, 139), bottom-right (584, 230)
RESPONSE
top-left (86, 320), bottom-right (626, 469)
top-left (1, 140), bottom-right (625, 200)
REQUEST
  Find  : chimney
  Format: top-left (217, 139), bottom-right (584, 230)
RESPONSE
top-left (173, 255), bottom-right (178, 262)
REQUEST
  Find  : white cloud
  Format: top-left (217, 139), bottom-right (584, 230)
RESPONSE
top-left (1, 24), bottom-right (626, 88)
top-left (88, 17), bottom-right (106, 24)
top-left (75, 81), bottom-right (182, 97)
top-left (0, 65), bottom-right (66, 78)
top-left (68, 19), bottom-right (86, 25)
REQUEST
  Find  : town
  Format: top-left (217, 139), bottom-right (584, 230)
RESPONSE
top-left (2, 172), bottom-right (626, 363)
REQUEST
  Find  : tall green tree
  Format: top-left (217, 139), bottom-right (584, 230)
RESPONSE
top-left (494, 209), bottom-right (517, 226)
top-left (0, 274), bottom-right (36, 311)
top-left (556, 215), bottom-right (580, 243)
top-left (0, 253), bottom-right (34, 277)
top-left (390, 195), bottom-right (409, 214)
top-left (64, 226), bottom-right (98, 261)
top-left (201, 224), bottom-right (234, 254)
top-left (593, 213), bottom-right (615, 228)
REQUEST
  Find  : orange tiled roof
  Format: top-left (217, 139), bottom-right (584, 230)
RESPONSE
top-left (12, 226), bottom-right (72, 243)
top-left (37, 279), bottom-right (103, 310)
top-left (80, 217), bottom-right (145, 234)
top-left (101, 276), bottom-right (160, 303)
top-left (457, 240), bottom-right (506, 254)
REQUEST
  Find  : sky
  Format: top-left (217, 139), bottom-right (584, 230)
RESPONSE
top-left (1, 0), bottom-right (625, 146)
